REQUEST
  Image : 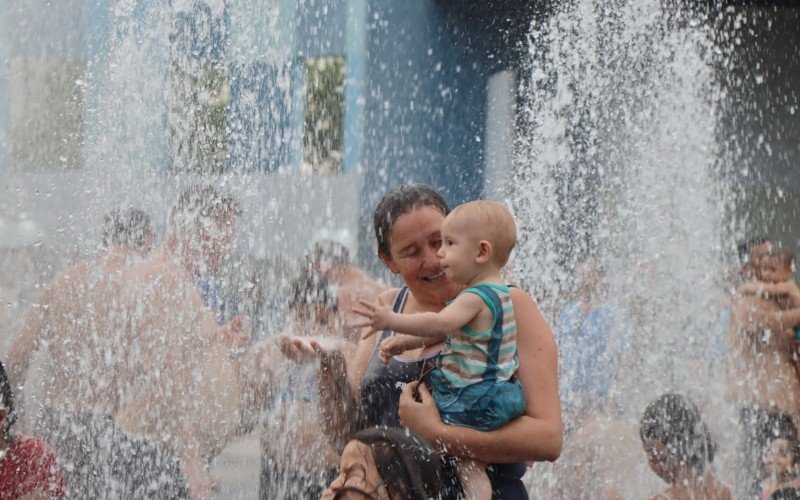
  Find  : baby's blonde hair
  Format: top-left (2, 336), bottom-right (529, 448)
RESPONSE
top-left (450, 200), bottom-right (517, 267)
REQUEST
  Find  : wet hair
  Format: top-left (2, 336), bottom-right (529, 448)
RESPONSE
top-left (288, 266), bottom-right (338, 313)
top-left (353, 427), bottom-right (458, 500)
top-left (640, 394), bottom-right (716, 474)
top-left (373, 184), bottom-right (450, 257)
top-left (309, 240), bottom-right (351, 270)
top-left (0, 361), bottom-right (16, 437)
top-left (448, 201), bottom-right (517, 267)
top-left (101, 208), bottom-right (152, 250)
top-left (738, 236), bottom-right (770, 264)
top-left (771, 487), bottom-right (800, 500)
top-left (169, 185), bottom-right (242, 236)
top-left (762, 412), bottom-right (800, 468)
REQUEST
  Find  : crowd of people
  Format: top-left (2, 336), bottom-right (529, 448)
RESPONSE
top-left (0, 182), bottom-right (799, 499)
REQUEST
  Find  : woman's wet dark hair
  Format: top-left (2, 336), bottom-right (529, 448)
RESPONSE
top-left (373, 184), bottom-right (450, 257)
top-left (352, 427), bottom-right (459, 500)
top-left (0, 360), bottom-right (16, 437)
top-left (640, 393), bottom-right (716, 474)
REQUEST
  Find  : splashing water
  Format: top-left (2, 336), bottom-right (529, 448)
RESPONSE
top-left (512, 0), bottom-right (739, 496)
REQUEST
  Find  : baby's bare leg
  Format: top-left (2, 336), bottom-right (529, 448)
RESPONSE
top-left (456, 459), bottom-right (491, 500)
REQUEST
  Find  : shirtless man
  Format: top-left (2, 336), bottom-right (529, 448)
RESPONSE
top-left (113, 186), bottom-right (279, 499)
top-left (5, 208), bottom-right (153, 497)
top-left (728, 240), bottom-right (800, 496)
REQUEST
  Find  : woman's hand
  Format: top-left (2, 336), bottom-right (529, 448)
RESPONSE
top-left (398, 381), bottom-right (442, 441)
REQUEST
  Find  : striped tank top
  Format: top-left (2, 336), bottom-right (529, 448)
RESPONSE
top-left (438, 283), bottom-right (519, 389)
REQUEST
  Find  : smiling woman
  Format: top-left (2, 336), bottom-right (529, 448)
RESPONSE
top-left (295, 184), bottom-right (562, 499)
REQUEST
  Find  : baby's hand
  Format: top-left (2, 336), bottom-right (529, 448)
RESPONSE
top-left (378, 336), bottom-right (407, 364)
top-left (352, 300), bottom-right (394, 339)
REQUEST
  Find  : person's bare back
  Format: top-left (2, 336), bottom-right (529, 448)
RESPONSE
top-left (8, 249), bottom-right (137, 417)
top-left (114, 248), bottom-right (239, 456)
top-left (727, 294), bottom-right (800, 419)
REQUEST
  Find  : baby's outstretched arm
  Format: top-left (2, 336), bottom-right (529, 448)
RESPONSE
top-left (352, 293), bottom-right (485, 340)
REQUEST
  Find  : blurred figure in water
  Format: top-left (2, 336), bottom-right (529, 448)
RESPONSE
top-left (640, 393), bottom-right (731, 500)
top-left (556, 258), bottom-right (628, 425)
top-left (5, 207), bottom-right (152, 497)
top-left (260, 269), bottom-right (350, 499)
top-left (728, 241), bottom-right (800, 497)
top-left (758, 414), bottom-right (800, 499)
top-left (306, 235), bottom-right (386, 341)
top-left (114, 185), bottom-right (282, 499)
top-left (0, 360), bottom-right (65, 498)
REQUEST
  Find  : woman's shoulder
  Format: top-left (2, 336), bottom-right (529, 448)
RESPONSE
top-left (377, 287), bottom-right (403, 306)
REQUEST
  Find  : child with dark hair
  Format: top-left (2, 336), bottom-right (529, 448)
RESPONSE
top-left (760, 414), bottom-right (800, 499)
top-left (0, 360), bottom-right (65, 498)
top-left (639, 393), bottom-right (731, 499)
top-left (260, 268), bottom-right (349, 499)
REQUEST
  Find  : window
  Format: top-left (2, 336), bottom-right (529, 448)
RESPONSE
top-left (168, 60), bottom-right (229, 174)
top-left (302, 56), bottom-right (345, 175)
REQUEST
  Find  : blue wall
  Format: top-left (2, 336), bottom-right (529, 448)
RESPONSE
top-left (356, 0), bottom-right (540, 262)
top-left (359, 0), bottom-right (540, 208)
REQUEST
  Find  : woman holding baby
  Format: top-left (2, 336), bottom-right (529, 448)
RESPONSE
top-left (285, 184), bottom-right (563, 498)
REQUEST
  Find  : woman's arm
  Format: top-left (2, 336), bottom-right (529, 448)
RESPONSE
top-left (399, 288), bottom-right (563, 463)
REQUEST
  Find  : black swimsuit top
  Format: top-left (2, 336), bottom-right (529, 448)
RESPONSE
top-left (359, 287), bottom-right (529, 499)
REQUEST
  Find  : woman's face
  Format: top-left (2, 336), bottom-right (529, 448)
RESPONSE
top-left (764, 438), bottom-right (795, 477)
top-left (381, 206), bottom-right (461, 306)
top-left (321, 440), bottom-right (394, 500)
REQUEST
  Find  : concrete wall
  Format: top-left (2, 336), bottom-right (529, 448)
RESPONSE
top-left (724, 6), bottom-right (800, 250)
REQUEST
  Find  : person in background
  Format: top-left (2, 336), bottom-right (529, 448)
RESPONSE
top-left (556, 259), bottom-right (627, 425)
top-left (639, 393), bottom-right (731, 500)
top-left (5, 208), bottom-right (152, 497)
top-left (738, 237), bottom-right (775, 282)
top-left (759, 414), bottom-right (800, 499)
top-left (259, 269), bottom-right (348, 499)
top-left (729, 241), bottom-right (800, 496)
top-left (0, 360), bottom-right (65, 499)
top-left (306, 235), bottom-right (386, 341)
top-left (113, 185), bottom-right (280, 499)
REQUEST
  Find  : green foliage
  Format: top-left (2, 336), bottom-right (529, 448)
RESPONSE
top-left (303, 56), bottom-right (345, 175)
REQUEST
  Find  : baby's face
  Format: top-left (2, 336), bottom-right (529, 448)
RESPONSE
top-left (760, 255), bottom-right (794, 283)
top-left (438, 214), bottom-right (482, 285)
top-left (763, 438), bottom-right (795, 477)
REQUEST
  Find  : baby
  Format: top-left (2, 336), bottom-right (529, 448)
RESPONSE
top-left (739, 249), bottom-right (797, 317)
top-left (354, 200), bottom-right (525, 500)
